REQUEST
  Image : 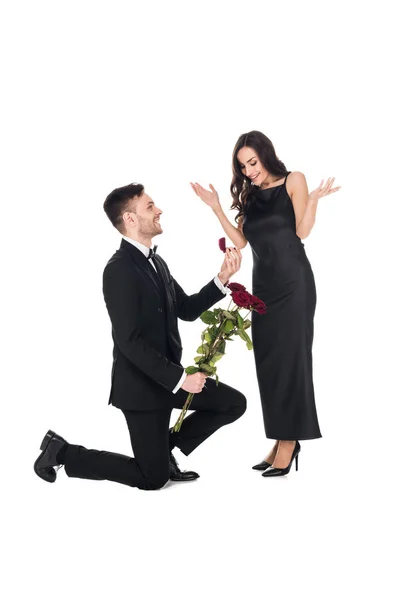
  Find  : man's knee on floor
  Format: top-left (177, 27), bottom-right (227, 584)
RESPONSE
top-left (138, 467), bottom-right (170, 491)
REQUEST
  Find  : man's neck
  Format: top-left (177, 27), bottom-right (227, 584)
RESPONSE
top-left (124, 234), bottom-right (153, 249)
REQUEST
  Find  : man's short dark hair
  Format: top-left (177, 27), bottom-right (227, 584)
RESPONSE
top-left (103, 183), bottom-right (145, 233)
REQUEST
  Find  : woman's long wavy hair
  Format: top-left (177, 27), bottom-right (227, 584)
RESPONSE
top-left (230, 131), bottom-right (289, 224)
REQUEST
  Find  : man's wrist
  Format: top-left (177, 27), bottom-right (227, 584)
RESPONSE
top-left (172, 369), bottom-right (186, 394)
top-left (218, 271), bottom-right (229, 286)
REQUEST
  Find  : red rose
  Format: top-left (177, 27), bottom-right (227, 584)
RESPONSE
top-left (227, 282), bottom-right (247, 292)
top-left (254, 302), bottom-right (267, 315)
top-left (249, 294), bottom-right (267, 314)
top-left (219, 237), bottom-right (226, 252)
top-left (231, 290), bottom-right (253, 309)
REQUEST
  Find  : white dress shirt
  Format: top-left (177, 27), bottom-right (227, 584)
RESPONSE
top-left (122, 235), bottom-right (229, 393)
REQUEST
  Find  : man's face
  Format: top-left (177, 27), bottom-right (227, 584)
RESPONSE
top-left (131, 193), bottom-right (163, 237)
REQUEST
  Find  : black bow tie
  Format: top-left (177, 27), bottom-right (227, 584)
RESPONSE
top-left (147, 245), bottom-right (158, 260)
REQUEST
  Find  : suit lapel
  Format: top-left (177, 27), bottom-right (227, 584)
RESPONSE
top-left (120, 239), bottom-right (163, 299)
top-left (152, 255), bottom-right (174, 313)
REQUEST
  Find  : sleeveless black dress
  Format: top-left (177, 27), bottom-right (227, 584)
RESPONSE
top-left (242, 173), bottom-right (321, 440)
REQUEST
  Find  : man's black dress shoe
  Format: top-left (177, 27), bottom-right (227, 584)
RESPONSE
top-left (34, 430), bottom-right (68, 483)
top-left (252, 460), bottom-right (272, 471)
top-left (169, 452), bottom-right (200, 482)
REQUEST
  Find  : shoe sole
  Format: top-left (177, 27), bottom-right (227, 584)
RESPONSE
top-left (262, 451), bottom-right (301, 477)
top-left (33, 430), bottom-right (57, 482)
top-left (170, 476), bottom-right (200, 481)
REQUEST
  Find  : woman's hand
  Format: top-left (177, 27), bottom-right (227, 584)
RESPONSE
top-left (190, 182), bottom-right (221, 211)
top-left (309, 177), bottom-right (341, 203)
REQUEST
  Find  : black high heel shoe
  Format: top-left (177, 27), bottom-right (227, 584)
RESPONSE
top-left (262, 441), bottom-right (301, 477)
top-left (252, 460), bottom-right (271, 471)
top-left (252, 443), bottom-right (279, 470)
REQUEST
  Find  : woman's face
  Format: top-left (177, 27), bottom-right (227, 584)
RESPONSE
top-left (237, 146), bottom-right (269, 186)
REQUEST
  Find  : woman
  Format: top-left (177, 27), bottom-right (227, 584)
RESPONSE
top-left (191, 131), bottom-right (340, 477)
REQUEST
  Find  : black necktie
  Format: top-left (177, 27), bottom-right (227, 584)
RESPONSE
top-left (147, 245), bottom-right (158, 260)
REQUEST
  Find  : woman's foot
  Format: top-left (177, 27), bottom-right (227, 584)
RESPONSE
top-left (265, 440), bottom-right (279, 464)
top-left (272, 440), bottom-right (296, 469)
top-left (262, 441), bottom-right (301, 477)
top-left (252, 441), bottom-right (279, 470)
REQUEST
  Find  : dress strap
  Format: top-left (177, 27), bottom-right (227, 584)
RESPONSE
top-left (284, 171), bottom-right (291, 182)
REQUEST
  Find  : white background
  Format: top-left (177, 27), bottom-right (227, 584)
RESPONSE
top-left (1, 1), bottom-right (399, 598)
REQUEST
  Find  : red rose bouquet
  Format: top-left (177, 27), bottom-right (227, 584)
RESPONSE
top-left (172, 238), bottom-right (267, 432)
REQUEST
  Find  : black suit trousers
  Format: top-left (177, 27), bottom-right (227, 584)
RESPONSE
top-left (63, 379), bottom-right (246, 490)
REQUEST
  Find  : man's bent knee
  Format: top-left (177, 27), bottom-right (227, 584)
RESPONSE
top-left (138, 469), bottom-right (170, 491)
top-left (233, 392), bottom-right (247, 418)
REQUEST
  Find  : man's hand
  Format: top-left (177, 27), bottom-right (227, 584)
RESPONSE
top-left (218, 247), bottom-right (242, 285)
top-left (181, 372), bottom-right (207, 393)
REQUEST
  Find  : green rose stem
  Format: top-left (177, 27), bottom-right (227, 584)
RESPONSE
top-left (173, 392), bottom-right (194, 432)
top-left (172, 316), bottom-right (234, 433)
top-left (172, 310), bottom-right (247, 433)
top-left (172, 293), bottom-right (258, 434)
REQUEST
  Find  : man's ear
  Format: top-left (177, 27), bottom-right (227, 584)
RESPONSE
top-left (122, 211), bottom-right (135, 228)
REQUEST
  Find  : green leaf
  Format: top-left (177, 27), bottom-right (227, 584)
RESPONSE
top-left (217, 340), bottom-right (226, 354)
top-left (200, 311), bottom-right (218, 325)
top-left (243, 330), bottom-right (252, 344)
top-left (204, 330), bottom-right (212, 343)
top-left (222, 310), bottom-right (236, 321)
top-left (223, 320), bottom-right (235, 334)
top-left (185, 366), bottom-right (199, 374)
top-left (212, 352), bottom-right (224, 363)
top-left (237, 311), bottom-right (244, 329)
top-left (197, 343), bottom-right (209, 354)
top-left (209, 326), bottom-right (219, 340)
top-left (243, 319), bottom-right (251, 330)
top-left (200, 363), bottom-right (216, 376)
top-left (237, 329), bottom-right (248, 343)
top-left (216, 374), bottom-right (219, 386)
top-left (194, 355), bottom-right (204, 363)
top-left (246, 341), bottom-right (253, 350)
top-left (238, 328), bottom-right (253, 347)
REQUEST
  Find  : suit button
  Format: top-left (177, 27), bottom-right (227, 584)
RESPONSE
top-left (158, 308), bottom-right (163, 312)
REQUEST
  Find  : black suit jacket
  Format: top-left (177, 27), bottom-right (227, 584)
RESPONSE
top-left (102, 239), bottom-right (225, 410)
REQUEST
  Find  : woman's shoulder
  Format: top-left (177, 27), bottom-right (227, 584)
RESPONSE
top-left (286, 171), bottom-right (307, 194)
top-left (287, 171), bottom-right (306, 183)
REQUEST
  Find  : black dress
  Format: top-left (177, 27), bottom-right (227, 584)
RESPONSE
top-left (242, 173), bottom-right (321, 440)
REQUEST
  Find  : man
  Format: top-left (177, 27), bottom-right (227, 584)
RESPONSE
top-left (34, 183), bottom-right (246, 490)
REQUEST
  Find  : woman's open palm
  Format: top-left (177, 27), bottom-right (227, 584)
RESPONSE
top-left (309, 177), bottom-right (341, 203)
top-left (190, 182), bottom-right (220, 210)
